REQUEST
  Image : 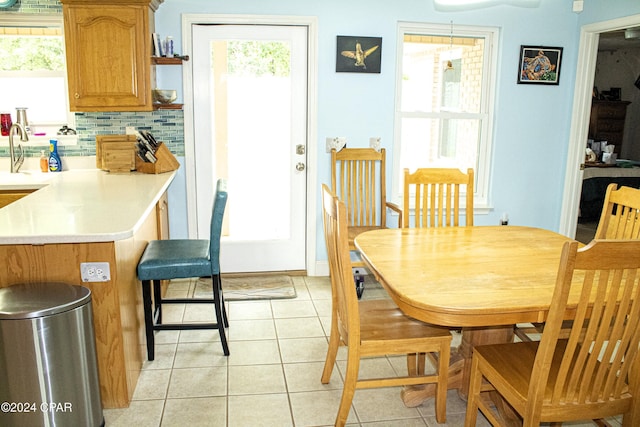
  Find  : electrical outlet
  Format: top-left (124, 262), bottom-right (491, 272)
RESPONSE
top-left (325, 137), bottom-right (347, 153)
top-left (369, 137), bottom-right (381, 151)
top-left (80, 262), bottom-right (111, 282)
top-left (125, 126), bottom-right (136, 135)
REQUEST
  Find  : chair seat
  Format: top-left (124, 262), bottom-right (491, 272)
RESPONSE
top-left (474, 340), bottom-right (631, 420)
top-left (137, 239), bottom-right (211, 281)
top-left (359, 299), bottom-right (452, 345)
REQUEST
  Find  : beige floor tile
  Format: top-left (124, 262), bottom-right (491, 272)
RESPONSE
top-left (289, 389), bottom-right (357, 426)
top-left (103, 399), bottom-right (165, 427)
top-left (363, 419), bottom-right (428, 426)
top-left (275, 316), bottom-right (325, 338)
top-left (337, 356), bottom-right (398, 380)
top-left (352, 387), bottom-right (422, 423)
top-left (229, 319), bottom-right (277, 341)
top-left (142, 343), bottom-right (177, 370)
top-left (167, 366), bottom-right (227, 398)
top-left (291, 276), bottom-right (311, 300)
top-left (160, 304), bottom-right (186, 323)
top-left (132, 369), bottom-right (171, 400)
top-left (227, 339), bottom-right (282, 365)
top-left (228, 300), bottom-right (273, 320)
top-left (154, 330), bottom-right (180, 345)
top-left (228, 393), bottom-right (293, 426)
top-left (271, 299), bottom-right (318, 318)
top-left (178, 329), bottom-right (222, 343)
top-left (283, 361), bottom-right (342, 392)
top-left (228, 364), bottom-right (287, 395)
top-left (173, 341), bottom-right (229, 368)
top-left (312, 298), bottom-right (333, 318)
top-left (161, 396), bottom-right (226, 427)
top-left (278, 337), bottom-right (330, 363)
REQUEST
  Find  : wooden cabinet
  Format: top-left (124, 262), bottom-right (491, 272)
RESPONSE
top-left (61, 0), bottom-right (163, 112)
top-left (589, 100), bottom-right (631, 153)
top-left (0, 190), bottom-right (34, 209)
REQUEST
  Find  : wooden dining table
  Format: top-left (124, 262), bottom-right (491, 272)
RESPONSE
top-left (354, 225), bottom-right (585, 407)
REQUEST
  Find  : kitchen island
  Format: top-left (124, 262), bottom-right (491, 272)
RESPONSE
top-left (0, 169), bottom-right (175, 408)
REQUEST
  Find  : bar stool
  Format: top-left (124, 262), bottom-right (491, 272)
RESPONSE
top-left (137, 179), bottom-right (229, 360)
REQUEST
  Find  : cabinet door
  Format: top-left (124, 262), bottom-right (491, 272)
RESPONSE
top-left (63, 5), bottom-right (152, 111)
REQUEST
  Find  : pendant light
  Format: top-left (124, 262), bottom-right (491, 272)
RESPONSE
top-left (445, 21), bottom-right (454, 71)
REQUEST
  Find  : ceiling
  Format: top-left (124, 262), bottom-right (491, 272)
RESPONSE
top-left (599, 28), bottom-right (640, 51)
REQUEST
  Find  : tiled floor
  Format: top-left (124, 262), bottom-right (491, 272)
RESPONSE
top-left (575, 220), bottom-right (598, 244)
top-left (103, 276), bottom-right (621, 427)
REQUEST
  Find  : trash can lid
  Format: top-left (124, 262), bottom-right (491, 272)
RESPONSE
top-left (0, 283), bottom-right (92, 320)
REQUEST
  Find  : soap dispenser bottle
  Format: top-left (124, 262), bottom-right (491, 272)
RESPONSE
top-left (39, 150), bottom-right (49, 173)
top-left (48, 139), bottom-right (62, 172)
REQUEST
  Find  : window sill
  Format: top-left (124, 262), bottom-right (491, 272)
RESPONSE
top-left (0, 134), bottom-right (78, 148)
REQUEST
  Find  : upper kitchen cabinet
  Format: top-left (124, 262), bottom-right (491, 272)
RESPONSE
top-left (61, 0), bottom-right (163, 112)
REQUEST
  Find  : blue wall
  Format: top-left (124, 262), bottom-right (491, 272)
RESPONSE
top-left (155, 0), bottom-right (640, 265)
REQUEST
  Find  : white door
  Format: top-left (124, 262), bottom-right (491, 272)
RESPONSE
top-left (192, 24), bottom-right (308, 273)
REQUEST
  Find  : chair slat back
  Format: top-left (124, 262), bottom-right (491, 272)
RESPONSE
top-left (595, 184), bottom-right (640, 239)
top-left (321, 184), bottom-right (361, 343)
top-left (402, 168), bottom-right (474, 228)
top-left (331, 148), bottom-right (386, 228)
top-left (209, 179), bottom-right (228, 275)
top-left (529, 239), bottom-right (640, 410)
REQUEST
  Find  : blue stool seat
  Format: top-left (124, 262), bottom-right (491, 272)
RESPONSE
top-left (137, 179), bottom-right (230, 360)
top-left (138, 240), bottom-right (211, 280)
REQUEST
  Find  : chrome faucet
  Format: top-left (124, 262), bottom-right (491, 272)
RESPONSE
top-left (9, 122), bottom-right (27, 173)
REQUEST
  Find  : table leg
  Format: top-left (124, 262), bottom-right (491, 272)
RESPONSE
top-left (401, 326), bottom-right (514, 407)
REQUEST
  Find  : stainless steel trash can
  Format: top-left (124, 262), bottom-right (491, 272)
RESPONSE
top-left (0, 283), bottom-right (103, 427)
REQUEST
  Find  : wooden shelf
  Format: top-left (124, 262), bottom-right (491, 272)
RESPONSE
top-left (153, 103), bottom-right (183, 110)
top-left (151, 56), bottom-right (189, 65)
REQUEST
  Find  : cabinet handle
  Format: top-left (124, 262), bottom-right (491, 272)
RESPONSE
top-left (75, 93), bottom-right (80, 99)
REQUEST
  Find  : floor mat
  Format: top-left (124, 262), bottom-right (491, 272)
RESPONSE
top-left (197, 275), bottom-right (297, 301)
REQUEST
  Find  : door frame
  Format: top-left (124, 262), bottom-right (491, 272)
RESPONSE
top-left (181, 14), bottom-right (319, 275)
top-left (560, 13), bottom-right (640, 238)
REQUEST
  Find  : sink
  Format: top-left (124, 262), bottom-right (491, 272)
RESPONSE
top-left (0, 171), bottom-right (56, 190)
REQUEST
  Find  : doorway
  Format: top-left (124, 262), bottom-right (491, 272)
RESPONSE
top-left (560, 14), bottom-right (640, 239)
top-left (182, 15), bottom-right (318, 274)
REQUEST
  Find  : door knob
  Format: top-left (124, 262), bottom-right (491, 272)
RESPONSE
top-left (296, 162), bottom-right (305, 171)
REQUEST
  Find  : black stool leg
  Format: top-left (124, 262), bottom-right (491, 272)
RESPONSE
top-left (215, 274), bottom-right (229, 328)
top-left (153, 279), bottom-right (163, 324)
top-left (211, 274), bottom-right (229, 355)
top-left (141, 279), bottom-right (155, 361)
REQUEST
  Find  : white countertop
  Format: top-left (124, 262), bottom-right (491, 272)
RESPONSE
top-left (583, 166), bottom-right (640, 180)
top-left (0, 169), bottom-right (176, 245)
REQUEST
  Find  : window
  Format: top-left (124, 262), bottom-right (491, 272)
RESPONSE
top-left (393, 23), bottom-right (498, 209)
top-left (0, 15), bottom-right (74, 143)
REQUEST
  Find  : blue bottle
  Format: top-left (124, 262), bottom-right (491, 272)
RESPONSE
top-left (49, 139), bottom-right (62, 172)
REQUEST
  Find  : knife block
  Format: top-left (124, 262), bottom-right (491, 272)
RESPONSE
top-left (135, 142), bottom-right (180, 174)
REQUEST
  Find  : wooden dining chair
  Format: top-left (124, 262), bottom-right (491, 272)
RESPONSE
top-left (331, 147), bottom-right (401, 297)
top-left (465, 239), bottom-right (640, 427)
top-left (515, 183), bottom-right (640, 344)
top-left (320, 184), bottom-right (452, 426)
top-left (594, 183), bottom-right (640, 239)
top-left (402, 167), bottom-right (474, 228)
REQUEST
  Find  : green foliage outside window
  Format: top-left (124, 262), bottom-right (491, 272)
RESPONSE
top-left (226, 41), bottom-right (290, 77)
top-left (0, 36), bottom-right (65, 71)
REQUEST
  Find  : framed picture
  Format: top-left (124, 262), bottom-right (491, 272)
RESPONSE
top-left (517, 45), bottom-right (563, 85)
top-left (336, 36), bottom-right (382, 74)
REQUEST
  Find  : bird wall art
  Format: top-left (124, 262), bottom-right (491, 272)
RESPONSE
top-left (336, 36), bottom-right (382, 73)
